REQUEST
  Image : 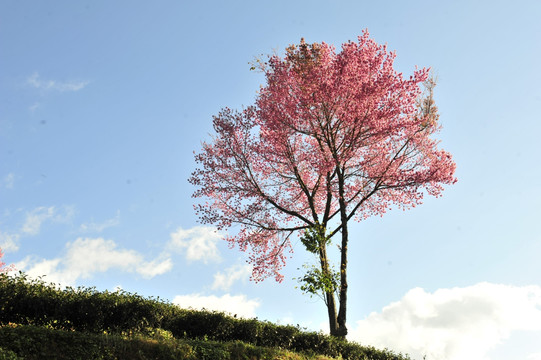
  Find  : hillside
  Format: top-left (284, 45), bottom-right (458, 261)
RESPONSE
top-left (0, 273), bottom-right (414, 360)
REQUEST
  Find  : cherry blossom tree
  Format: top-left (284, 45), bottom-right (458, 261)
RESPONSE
top-left (190, 31), bottom-right (456, 337)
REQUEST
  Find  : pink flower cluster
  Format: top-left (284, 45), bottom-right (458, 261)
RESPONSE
top-left (190, 31), bottom-right (456, 282)
top-left (0, 248), bottom-right (14, 274)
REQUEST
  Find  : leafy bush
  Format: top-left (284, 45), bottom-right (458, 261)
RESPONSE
top-left (0, 272), bottom-right (168, 334)
top-left (0, 324), bottom-right (192, 359)
top-left (0, 347), bottom-right (22, 360)
top-left (0, 273), bottom-right (413, 360)
top-left (0, 324), bottom-right (327, 360)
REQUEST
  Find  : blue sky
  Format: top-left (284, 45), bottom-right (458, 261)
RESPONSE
top-left (1, 1), bottom-right (540, 359)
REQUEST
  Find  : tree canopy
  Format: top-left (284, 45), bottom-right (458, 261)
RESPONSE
top-left (190, 31), bottom-right (456, 336)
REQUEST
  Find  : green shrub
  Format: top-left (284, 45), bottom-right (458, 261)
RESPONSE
top-left (0, 273), bottom-right (414, 360)
top-left (0, 273), bottom-right (166, 334)
top-left (0, 347), bottom-right (22, 360)
top-left (0, 325), bottom-right (326, 360)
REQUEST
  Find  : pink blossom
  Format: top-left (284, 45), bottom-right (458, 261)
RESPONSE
top-left (190, 31), bottom-right (456, 283)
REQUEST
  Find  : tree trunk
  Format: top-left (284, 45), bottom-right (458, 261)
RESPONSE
top-left (318, 227), bottom-right (348, 338)
top-left (335, 168), bottom-right (349, 338)
top-left (336, 217), bottom-right (348, 338)
top-left (317, 231), bottom-right (339, 335)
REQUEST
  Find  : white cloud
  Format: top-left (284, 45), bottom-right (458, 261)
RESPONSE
top-left (136, 257), bottom-right (174, 279)
top-left (21, 206), bottom-right (74, 236)
top-left (0, 205), bottom-right (74, 252)
top-left (168, 226), bottom-right (222, 263)
top-left (172, 293), bottom-right (260, 318)
top-left (349, 283), bottom-right (541, 360)
top-left (27, 72), bottom-right (89, 92)
top-left (22, 206), bottom-right (55, 235)
top-left (3, 173), bottom-right (14, 189)
top-left (211, 264), bottom-right (251, 291)
top-left (63, 238), bottom-right (143, 278)
top-left (15, 256), bottom-right (71, 285)
top-left (528, 352), bottom-right (541, 360)
top-left (16, 238), bottom-right (172, 287)
top-left (79, 211), bottom-right (120, 233)
top-left (0, 231), bottom-right (20, 252)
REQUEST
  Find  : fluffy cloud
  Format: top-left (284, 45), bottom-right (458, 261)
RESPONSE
top-left (16, 257), bottom-right (69, 284)
top-left (172, 293), bottom-right (260, 318)
top-left (0, 231), bottom-right (20, 252)
top-left (21, 206), bottom-right (56, 235)
top-left (168, 226), bottom-right (222, 263)
top-left (349, 283), bottom-right (541, 360)
top-left (136, 257), bottom-right (174, 279)
top-left (27, 72), bottom-right (89, 92)
top-left (211, 264), bottom-right (252, 291)
top-left (16, 238), bottom-right (172, 287)
top-left (79, 211), bottom-right (120, 233)
top-left (0, 206), bottom-right (74, 253)
top-left (22, 206), bottom-right (74, 236)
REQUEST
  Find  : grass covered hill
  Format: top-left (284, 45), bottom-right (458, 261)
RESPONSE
top-left (0, 273), bottom-right (414, 360)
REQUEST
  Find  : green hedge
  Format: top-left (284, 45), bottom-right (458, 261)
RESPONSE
top-left (0, 324), bottom-right (319, 360)
top-left (0, 272), bottom-right (172, 334)
top-left (0, 273), bottom-right (412, 360)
